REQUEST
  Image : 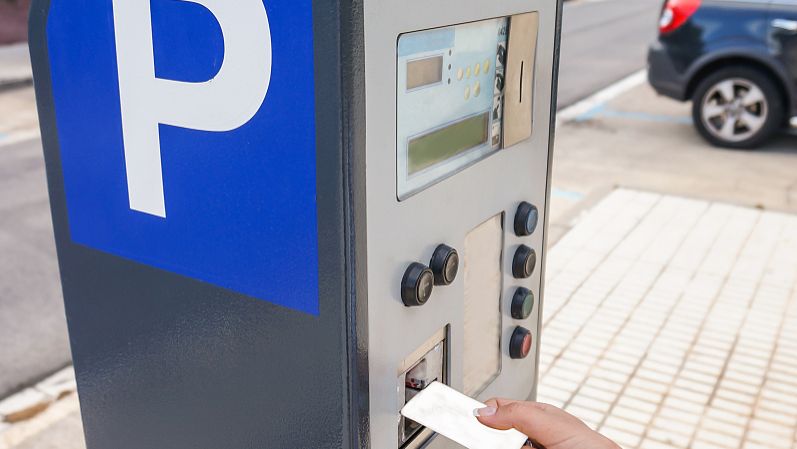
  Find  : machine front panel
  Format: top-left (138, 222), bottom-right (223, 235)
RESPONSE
top-left (364, 1), bottom-right (558, 448)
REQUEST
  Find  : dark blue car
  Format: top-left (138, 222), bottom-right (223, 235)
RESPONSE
top-left (648, 0), bottom-right (797, 148)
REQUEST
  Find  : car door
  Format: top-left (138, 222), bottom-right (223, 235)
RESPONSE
top-left (769, 0), bottom-right (797, 92)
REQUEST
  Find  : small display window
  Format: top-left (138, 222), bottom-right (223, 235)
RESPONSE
top-left (406, 56), bottom-right (444, 90)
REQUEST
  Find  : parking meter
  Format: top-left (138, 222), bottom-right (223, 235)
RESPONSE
top-left (29, 0), bottom-right (562, 448)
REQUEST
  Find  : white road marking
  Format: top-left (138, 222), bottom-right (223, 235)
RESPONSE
top-left (0, 129), bottom-right (40, 148)
top-left (557, 69), bottom-right (648, 125)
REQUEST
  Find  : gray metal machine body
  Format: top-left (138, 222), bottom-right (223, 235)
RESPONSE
top-left (365, 2), bottom-right (560, 447)
top-left (29, 0), bottom-right (562, 447)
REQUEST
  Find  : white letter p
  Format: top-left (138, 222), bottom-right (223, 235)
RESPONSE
top-left (112, 0), bottom-right (271, 217)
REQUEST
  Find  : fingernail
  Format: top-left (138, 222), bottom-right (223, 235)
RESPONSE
top-left (474, 406), bottom-right (497, 417)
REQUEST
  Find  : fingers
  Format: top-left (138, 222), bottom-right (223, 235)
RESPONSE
top-left (476, 399), bottom-right (591, 446)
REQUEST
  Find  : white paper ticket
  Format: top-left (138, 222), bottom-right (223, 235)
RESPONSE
top-left (400, 381), bottom-right (528, 449)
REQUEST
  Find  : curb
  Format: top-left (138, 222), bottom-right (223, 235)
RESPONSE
top-left (0, 367), bottom-right (77, 431)
top-left (0, 78), bottom-right (33, 94)
top-left (0, 130), bottom-right (41, 148)
top-left (557, 69), bottom-right (647, 124)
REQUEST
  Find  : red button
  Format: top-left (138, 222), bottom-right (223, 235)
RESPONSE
top-left (521, 333), bottom-right (532, 357)
top-left (510, 326), bottom-right (533, 359)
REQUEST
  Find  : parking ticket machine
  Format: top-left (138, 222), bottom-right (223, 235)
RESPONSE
top-left (30, 0), bottom-right (561, 448)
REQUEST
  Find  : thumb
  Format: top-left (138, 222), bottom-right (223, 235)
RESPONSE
top-left (475, 398), bottom-right (534, 433)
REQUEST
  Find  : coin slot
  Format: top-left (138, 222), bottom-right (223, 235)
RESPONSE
top-left (502, 12), bottom-right (539, 148)
top-left (519, 60), bottom-right (524, 102)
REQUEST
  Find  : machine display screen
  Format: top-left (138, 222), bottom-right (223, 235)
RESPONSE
top-left (406, 56), bottom-right (444, 90)
top-left (396, 18), bottom-right (509, 199)
top-left (408, 112), bottom-right (489, 175)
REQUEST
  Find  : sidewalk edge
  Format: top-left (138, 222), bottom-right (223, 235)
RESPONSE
top-left (557, 69), bottom-right (647, 124)
top-left (0, 366), bottom-right (77, 448)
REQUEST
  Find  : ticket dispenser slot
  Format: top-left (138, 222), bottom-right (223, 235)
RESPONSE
top-left (398, 328), bottom-right (448, 448)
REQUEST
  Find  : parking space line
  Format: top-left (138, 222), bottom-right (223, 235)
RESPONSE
top-left (552, 187), bottom-right (586, 201)
top-left (558, 70), bottom-right (648, 124)
top-left (575, 107), bottom-right (693, 125)
top-left (0, 130), bottom-right (40, 148)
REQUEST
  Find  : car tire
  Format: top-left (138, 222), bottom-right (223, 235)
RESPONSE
top-left (691, 67), bottom-right (784, 149)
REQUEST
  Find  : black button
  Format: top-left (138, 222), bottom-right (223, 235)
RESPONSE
top-left (402, 262), bottom-right (434, 307)
top-left (511, 287), bottom-right (535, 320)
top-left (509, 326), bottom-right (533, 359)
top-left (430, 244), bottom-right (459, 286)
top-left (512, 245), bottom-right (536, 279)
top-left (514, 202), bottom-right (539, 237)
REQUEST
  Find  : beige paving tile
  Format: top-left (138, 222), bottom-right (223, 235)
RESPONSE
top-left (612, 404), bottom-right (655, 425)
top-left (639, 438), bottom-right (680, 449)
top-left (646, 426), bottom-right (690, 448)
top-left (700, 417), bottom-right (744, 439)
top-left (693, 429), bottom-right (742, 449)
top-left (601, 426), bottom-right (643, 449)
top-left (564, 404), bottom-right (605, 429)
top-left (691, 440), bottom-right (733, 449)
top-left (744, 428), bottom-right (793, 448)
top-left (578, 385), bottom-right (620, 404)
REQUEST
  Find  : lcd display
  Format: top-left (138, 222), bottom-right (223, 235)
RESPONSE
top-left (406, 56), bottom-right (444, 90)
top-left (408, 112), bottom-right (489, 175)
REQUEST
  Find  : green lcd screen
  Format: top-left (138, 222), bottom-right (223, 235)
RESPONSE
top-left (408, 112), bottom-right (490, 175)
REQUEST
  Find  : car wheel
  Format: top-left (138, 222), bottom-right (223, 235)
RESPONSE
top-left (692, 67), bottom-right (784, 149)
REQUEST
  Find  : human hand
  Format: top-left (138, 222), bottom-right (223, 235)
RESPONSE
top-left (475, 399), bottom-right (621, 449)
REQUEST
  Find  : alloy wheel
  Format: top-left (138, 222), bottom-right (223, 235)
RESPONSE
top-left (700, 78), bottom-right (768, 143)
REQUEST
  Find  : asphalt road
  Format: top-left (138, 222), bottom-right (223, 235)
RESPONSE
top-left (0, 0), bottom-right (667, 399)
top-left (558, 0), bottom-right (663, 108)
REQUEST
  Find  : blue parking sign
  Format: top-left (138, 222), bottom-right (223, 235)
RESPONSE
top-left (46, 0), bottom-right (320, 314)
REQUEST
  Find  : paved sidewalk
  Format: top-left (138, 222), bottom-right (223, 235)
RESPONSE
top-left (538, 188), bottom-right (797, 449)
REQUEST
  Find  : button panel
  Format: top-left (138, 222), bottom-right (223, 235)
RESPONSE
top-left (508, 200), bottom-right (540, 361)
